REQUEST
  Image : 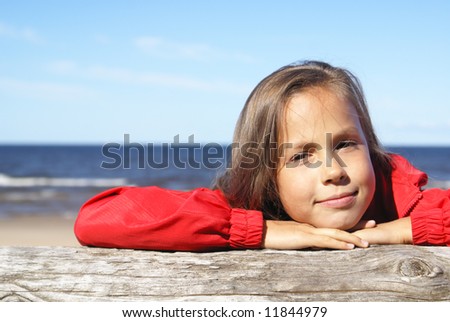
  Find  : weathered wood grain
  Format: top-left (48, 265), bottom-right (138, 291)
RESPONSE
top-left (1, 245), bottom-right (449, 301)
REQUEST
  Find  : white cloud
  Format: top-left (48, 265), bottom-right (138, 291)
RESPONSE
top-left (135, 36), bottom-right (214, 60)
top-left (134, 36), bottom-right (256, 63)
top-left (0, 21), bottom-right (44, 44)
top-left (93, 33), bottom-right (111, 45)
top-left (88, 66), bottom-right (247, 93)
top-left (134, 36), bottom-right (162, 49)
top-left (47, 60), bottom-right (78, 73)
top-left (388, 121), bottom-right (450, 130)
top-left (0, 77), bottom-right (97, 101)
top-left (47, 60), bottom-right (250, 94)
top-left (376, 120), bottom-right (450, 145)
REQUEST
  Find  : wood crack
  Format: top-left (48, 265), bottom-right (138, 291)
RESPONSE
top-left (1, 245), bottom-right (449, 301)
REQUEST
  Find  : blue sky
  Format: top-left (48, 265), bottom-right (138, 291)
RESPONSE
top-left (1, 0), bottom-right (449, 145)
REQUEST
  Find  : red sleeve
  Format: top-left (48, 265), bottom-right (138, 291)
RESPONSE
top-left (410, 188), bottom-right (450, 246)
top-left (74, 186), bottom-right (263, 251)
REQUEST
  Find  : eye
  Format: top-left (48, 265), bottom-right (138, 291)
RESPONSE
top-left (289, 152), bottom-right (309, 164)
top-left (334, 140), bottom-right (357, 150)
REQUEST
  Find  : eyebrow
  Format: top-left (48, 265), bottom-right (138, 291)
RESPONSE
top-left (329, 126), bottom-right (362, 144)
top-left (285, 126), bottom-right (362, 152)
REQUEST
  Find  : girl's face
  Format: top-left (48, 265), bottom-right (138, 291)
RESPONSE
top-left (277, 87), bottom-right (376, 230)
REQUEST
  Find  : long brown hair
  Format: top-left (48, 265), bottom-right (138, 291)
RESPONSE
top-left (215, 61), bottom-right (391, 220)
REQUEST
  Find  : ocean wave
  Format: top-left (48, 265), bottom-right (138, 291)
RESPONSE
top-left (426, 179), bottom-right (450, 189)
top-left (0, 189), bottom-right (63, 202)
top-left (0, 173), bottom-right (128, 188)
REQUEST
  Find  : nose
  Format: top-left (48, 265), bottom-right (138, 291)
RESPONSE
top-left (320, 158), bottom-right (348, 185)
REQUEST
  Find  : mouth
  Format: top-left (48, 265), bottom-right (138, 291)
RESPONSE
top-left (315, 191), bottom-right (358, 209)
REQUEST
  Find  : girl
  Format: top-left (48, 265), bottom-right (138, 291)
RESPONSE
top-left (74, 61), bottom-right (450, 251)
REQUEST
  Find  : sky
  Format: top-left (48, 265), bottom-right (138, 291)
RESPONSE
top-left (1, 0), bottom-right (449, 146)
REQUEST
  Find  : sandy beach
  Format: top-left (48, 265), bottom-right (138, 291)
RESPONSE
top-left (0, 215), bottom-right (80, 247)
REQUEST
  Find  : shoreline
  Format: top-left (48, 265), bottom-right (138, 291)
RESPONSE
top-left (0, 215), bottom-right (79, 247)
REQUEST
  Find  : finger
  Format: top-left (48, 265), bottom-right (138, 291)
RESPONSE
top-left (353, 228), bottom-right (387, 245)
top-left (349, 220), bottom-right (376, 232)
top-left (310, 234), bottom-right (357, 250)
top-left (275, 226), bottom-right (357, 250)
top-left (313, 228), bottom-right (369, 248)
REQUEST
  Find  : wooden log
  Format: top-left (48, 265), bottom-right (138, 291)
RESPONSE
top-left (1, 245), bottom-right (449, 302)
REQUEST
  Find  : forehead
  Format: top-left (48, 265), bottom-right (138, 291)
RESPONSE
top-left (281, 87), bottom-right (361, 142)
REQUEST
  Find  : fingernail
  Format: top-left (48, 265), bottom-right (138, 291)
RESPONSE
top-left (361, 240), bottom-right (369, 247)
top-left (346, 243), bottom-right (355, 249)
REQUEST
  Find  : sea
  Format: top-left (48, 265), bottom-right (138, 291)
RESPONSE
top-left (0, 145), bottom-right (449, 219)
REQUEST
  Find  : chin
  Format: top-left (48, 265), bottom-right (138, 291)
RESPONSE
top-left (321, 214), bottom-right (362, 230)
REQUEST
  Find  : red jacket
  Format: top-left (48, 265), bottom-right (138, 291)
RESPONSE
top-left (74, 155), bottom-right (450, 251)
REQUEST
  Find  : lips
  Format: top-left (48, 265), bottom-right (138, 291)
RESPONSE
top-left (315, 191), bottom-right (358, 208)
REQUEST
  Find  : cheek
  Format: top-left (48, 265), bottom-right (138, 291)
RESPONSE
top-left (343, 152), bottom-right (376, 195)
top-left (277, 169), bottom-right (313, 220)
top-left (358, 155), bottom-right (375, 186)
top-left (364, 164), bottom-right (376, 200)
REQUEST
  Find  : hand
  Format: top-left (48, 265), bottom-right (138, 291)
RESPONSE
top-left (262, 220), bottom-right (369, 250)
top-left (352, 217), bottom-right (412, 245)
top-left (349, 219), bottom-right (377, 231)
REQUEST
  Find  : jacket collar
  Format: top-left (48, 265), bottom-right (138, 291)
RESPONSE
top-left (364, 154), bottom-right (427, 222)
top-left (389, 154), bottom-right (427, 217)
